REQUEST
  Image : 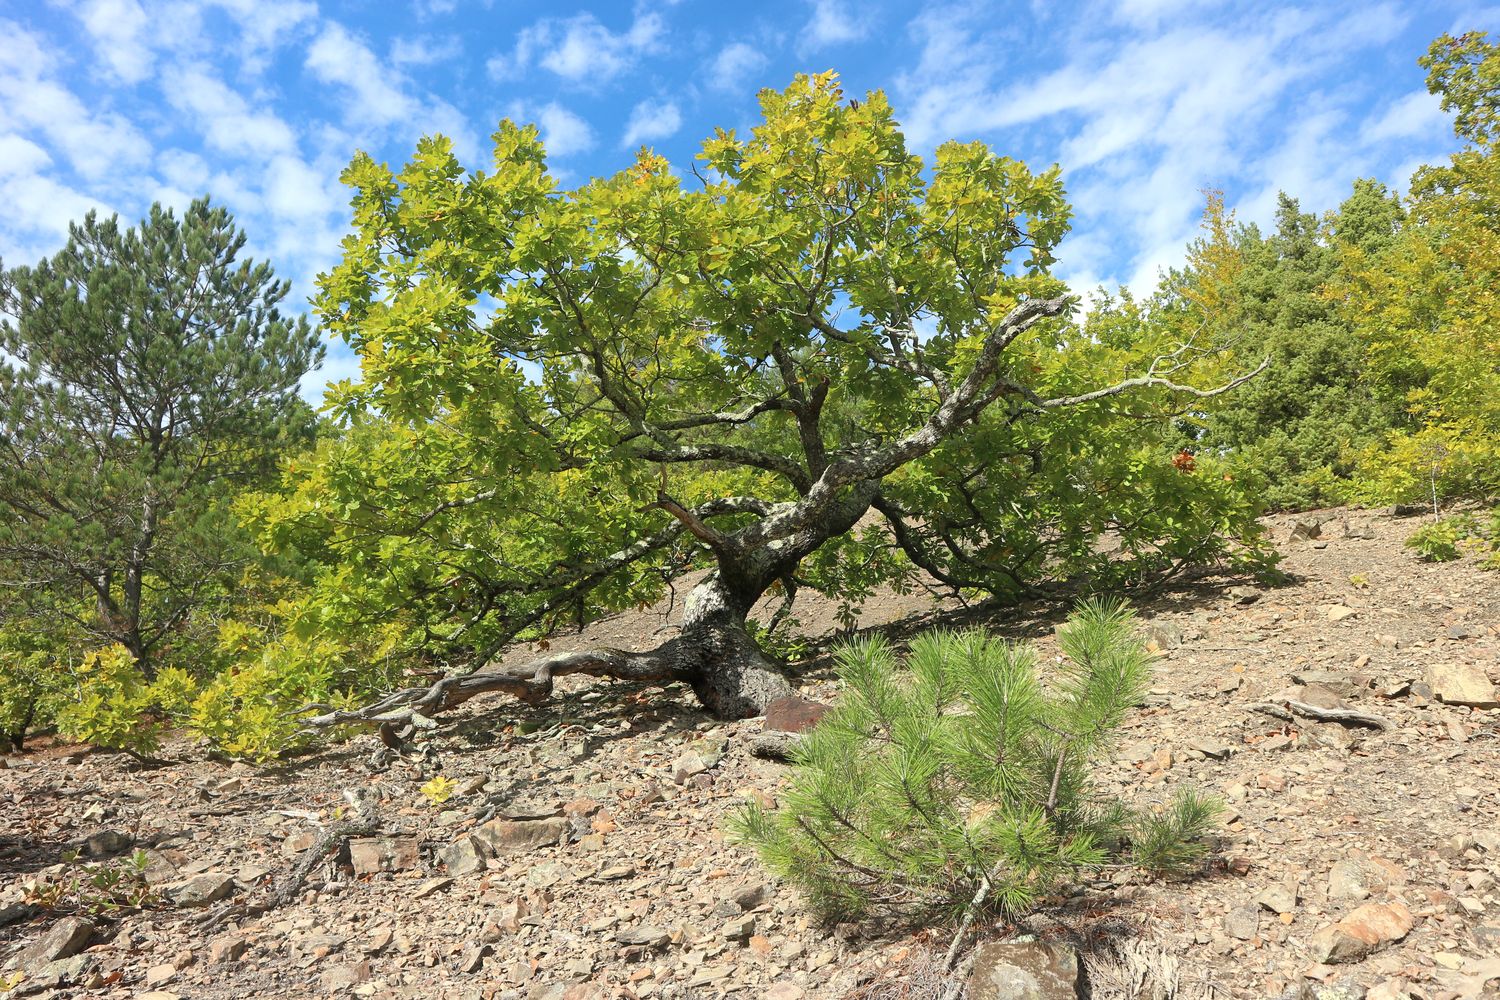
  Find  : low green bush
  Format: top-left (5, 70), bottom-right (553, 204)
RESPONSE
top-left (1405, 517), bottom-right (1470, 561)
top-left (1405, 508), bottom-right (1500, 567)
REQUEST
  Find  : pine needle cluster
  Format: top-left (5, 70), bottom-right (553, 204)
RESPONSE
top-left (732, 599), bottom-right (1221, 922)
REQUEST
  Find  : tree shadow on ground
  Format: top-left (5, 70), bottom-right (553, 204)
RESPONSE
top-left (782, 565), bottom-right (1302, 688)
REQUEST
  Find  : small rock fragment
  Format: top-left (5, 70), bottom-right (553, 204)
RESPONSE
top-left (1254, 883), bottom-right (1298, 915)
top-left (968, 939), bottom-right (1080, 999)
top-left (469, 815), bottom-right (569, 857)
top-left (441, 836), bottom-right (487, 876)
top-left (672, 751), bottom-right (711, 784)
top-left (145, 962), bottom-right (177, 986)
top-left (763, 695), bottom-right (831, 734)
top-left (14, 915), bottom-right (94, 970)
top-left (1225, 905), bottom-right (1260, 940)
top-left (346, 835), bottom-right (421, 876)
top-left (165, 872), bottom-right (235, 908)
top-left (1228, 586), bottom-right (1261, 605)
top-left (318, 960), bottom-right (372, 992)
top-left (1308, 901), bottom-right (1414, 964)
top-left (615, 925), bottom-right (671, 949)
top-left (1188, 738), bottom-right (1235, 759)
top-left (80, 829), bottom-right (133, 857)
top-left (722, 913), bottom-right (756, 942)
top-left (208, 934), bottom-right (248, 964)
top-left (412, 876), bottom-right (453, 899)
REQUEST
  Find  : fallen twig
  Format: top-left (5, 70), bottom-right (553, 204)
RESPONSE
top-left (194, 789), bottom-right (381, 933)
top-left (1245, 700), bottom-right (1393, 731)
top-left (943, 873), bottom-right (992, 972)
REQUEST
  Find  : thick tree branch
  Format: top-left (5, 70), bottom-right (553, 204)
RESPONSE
top-left (733, 296), bottom-right (1070, 553)
top-left (644, 491), bottom-right (732, 549)
top-left (635, 441), bottom-right (811, 493)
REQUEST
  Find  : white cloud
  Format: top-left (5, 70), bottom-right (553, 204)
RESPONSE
top-left (532, 102), bottom-right (595, 158)
top-left (621, 99), bottom-right (682, 148)
top-left (488, 10), bottom-right (664, 85)
top-left (75, 0), bottom-right (153, 84)
top-left (161, 63), bottom-right (299, 158)
top-left (303, 20), bottom-right (479, 161)
top-left (306, 23), bottom-right (421, 127)
top-left (392, 35), bottom-right (461, 67)
top-left (1363, 89), bottom-right (1448, 143)
top-left (412, 0), bottom-right (458, 19)
top-left (209, 0), bottom-right (318, 72)
top-left (709, 41), bottom-right (767, 94)
top-left (0, 134), bottom-right (52, 179)
top-left (506, 101), bottom-right (596, 159)
top-left (1112, 0), bottom-right (1228, 28)
top-left (0, 172), bottom-right (110, 260)
top-left (264, 153), bottom-right (339, 221)
top-left (0, 20), bottom-right (152, 180)
top-left (301, 342), bottom-right (363, 401)
top-left (803, 0), bottom-right (872, 49)
top-left (893, 2), bottom-right (1435, 293)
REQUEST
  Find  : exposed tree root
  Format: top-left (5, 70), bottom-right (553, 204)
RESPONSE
top-left (295, 645), bottom-right (695, 737)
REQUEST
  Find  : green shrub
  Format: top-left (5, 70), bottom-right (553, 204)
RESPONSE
top-left (1405, 509), bottom-right (1500, 566)
top-left (0, 615), bottom-right (89, 750)
top-left (732, 601), bottom-right (1221, 923)
top-left (22, 848), bottom-right (161, 915)
top-left (1405, 517), bottom-right (1469, 561)
top-left (0, 648), bottom-right (66, 752)
top-left (54, 646), bottom-right (198, 760)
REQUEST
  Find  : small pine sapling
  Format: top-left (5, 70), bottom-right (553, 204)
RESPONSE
top-left (732, 599), bottom-right (1221, 926)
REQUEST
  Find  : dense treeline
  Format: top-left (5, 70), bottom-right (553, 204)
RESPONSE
top-left (0, 33), bottom-right (1496, 757)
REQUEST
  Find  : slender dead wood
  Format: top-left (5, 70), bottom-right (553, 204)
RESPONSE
top-left (1245, 700), bottom-right (1394, 731)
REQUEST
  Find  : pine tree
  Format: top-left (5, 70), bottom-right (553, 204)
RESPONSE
top-left (1181, 189), bottom-right (1403, 509)
top-left (0, 198), bottom-right (323, 668)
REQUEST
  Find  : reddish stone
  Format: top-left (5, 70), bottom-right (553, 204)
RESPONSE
top-left (347, 835), bottom-right (421, 876)
top-left (763, 696), bottom-right (830, 734)
top-left (1309, 902), bottom-right (1414, 964)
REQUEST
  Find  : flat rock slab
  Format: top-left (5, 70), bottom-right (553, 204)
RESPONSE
top-left (165, 872), bottom-right (235, 908)
top-left (346, 835), bottom-right (421, 876)
top-left (969, 940), bottom-right (1081, 1000)
top-left (764, 696), bottom-right (831, 734)
top-left (13, 915), bottom-right (94, 970)
top-left (1428, 663), bottom-right (1499, 708)
top-left (471, 815), bottom-right (568, 856)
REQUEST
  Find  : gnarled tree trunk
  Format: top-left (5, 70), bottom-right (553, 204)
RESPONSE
top-left (298, 484), bottom-right (879, 736)
top-left (675, 566), bottom-right (794, 719)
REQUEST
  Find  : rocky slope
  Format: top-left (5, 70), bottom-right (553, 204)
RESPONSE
top-left (1, 506), bottom-right (1497, 999)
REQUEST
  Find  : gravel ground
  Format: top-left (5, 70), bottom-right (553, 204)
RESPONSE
top-left (2, 505), bottom-right (1497, 999)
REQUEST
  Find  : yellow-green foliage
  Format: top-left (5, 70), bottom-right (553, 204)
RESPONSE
top-left (55, 646), bottom-right (196, 759)
top-left (1338, 34), bottom-right (1500, 506)
top-left (0, 641), bottom-right (67, 751)
top-left (188, 623), bottom-right (396, 762)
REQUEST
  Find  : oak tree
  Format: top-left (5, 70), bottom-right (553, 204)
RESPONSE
top-left (295, 74), bottom-right (1265, 732)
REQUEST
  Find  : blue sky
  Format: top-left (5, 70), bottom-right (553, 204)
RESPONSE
top-left (1, 0), bottom-right (1495, 400)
